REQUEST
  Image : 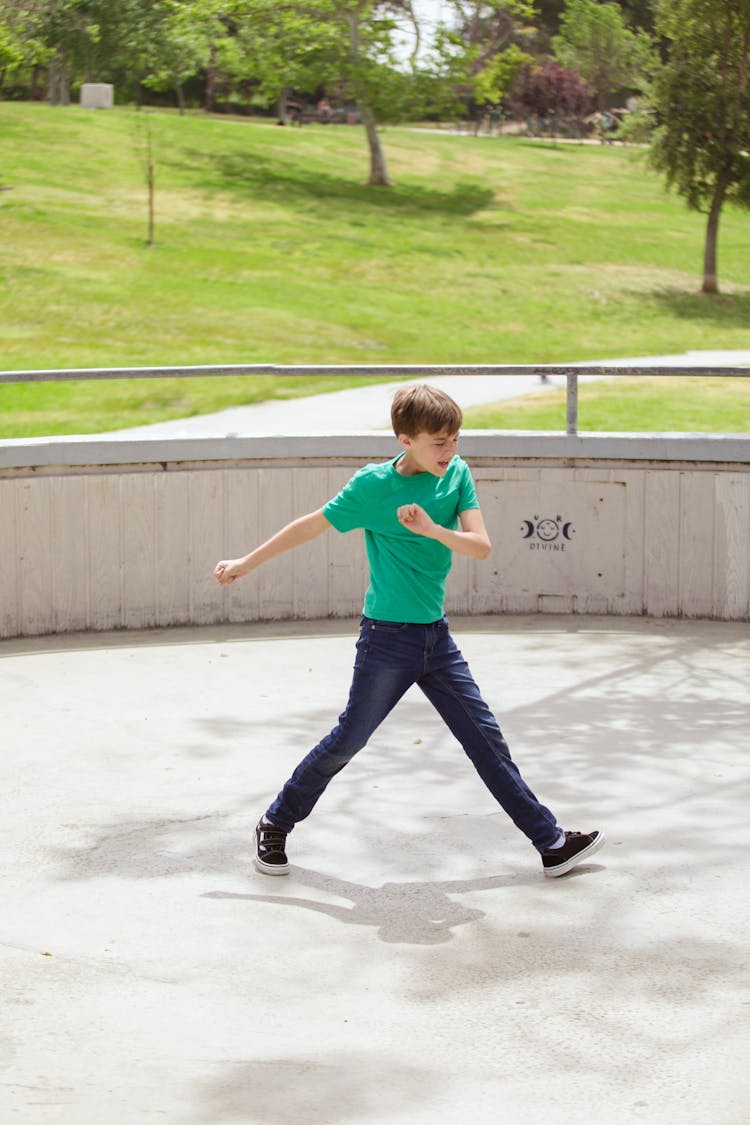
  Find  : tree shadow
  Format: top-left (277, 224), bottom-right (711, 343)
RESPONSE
top-left (650, 286), bottom-right (750, 328)
top-left (169, 147), bottom-right (497, 218)
top-left (45, 621), bottom-right (749, 890)
top-left (15, 620), bottom-right (749, 1124)
top-left (188, 1051), bottom-right (447, 1125)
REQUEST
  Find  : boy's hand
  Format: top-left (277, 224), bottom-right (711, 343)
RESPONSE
top-left (397, 503), bottom-right (435, 538)
top-left (213, 558), bottom-right (249, 585)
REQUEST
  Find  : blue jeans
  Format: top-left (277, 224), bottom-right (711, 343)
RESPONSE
top-left (267, 617), bottom-right (560, 852)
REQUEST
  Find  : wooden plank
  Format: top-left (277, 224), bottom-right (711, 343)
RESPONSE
top-left (472, 466), bottom-right (541, 483)
top-left (497, 592), bottom-right (533, 614)
top-left (620, 469), bottom-right (646, 616)
top-left (52, 476), bottom-right (88, 632)
top-left (255, 467), bottom-right (295, 620)
top-left (643, 471), bottom-right (680, 618)
top-left (156, 472), bottom-right (191, 627)
top-left (538, 594), bottom-right (573, 614)
top-left (446, 552), bottom-right (473, 615)
top-left (678, 471), bottom-right (715, 618)
top-left (468, 468), bottom-right (513, 614)
top-left (121, 473), bottom-right (157, 629)
top-left (189, 469), bottom-right (226, 625)
top-left (224, 468), bottom-right (260, 625)
top-left (538, 466), bottom-right (573, 484)
top-left (713, 473), bottom-right (750, 620)
top-left (574, 593), bottom-right (614, 615)
top-left (87, 474), bottom-right (123, 631)
top-left (325, 467), bottom-right (366, 618)
top-left (293, 467), bottom-right (331, 619)
top-left (16, 478), bottom-right (55, 635)
top-left (571, 466), bottom-right (626, 616)
top-left (570, 466), bottom-right (645, 616)
top-left (0, 481), bottom-right (20, 637)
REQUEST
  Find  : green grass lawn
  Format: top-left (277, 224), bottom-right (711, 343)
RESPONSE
top-left (464, 376), bottom-right (750, 432)
top-left (1, 103), bottom-right (749, 435)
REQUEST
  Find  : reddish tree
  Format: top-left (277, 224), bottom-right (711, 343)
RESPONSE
top-left (508, 59), bottom-right (592, 130)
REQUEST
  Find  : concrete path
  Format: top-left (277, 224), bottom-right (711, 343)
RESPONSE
top-left (2, 615), bottom-right (749, 1124)
top-left (102, 350), bottom-right (750, 438)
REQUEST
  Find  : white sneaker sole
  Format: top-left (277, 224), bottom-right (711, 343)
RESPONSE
top-left (543, 831), bottom-right (606, 878)
top-left (254, 855), bottom-right (290, 876)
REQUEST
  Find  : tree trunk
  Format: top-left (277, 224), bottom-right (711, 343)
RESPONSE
top-left (702, 179), bottom-right (727, 294)
top-left (277, 87), bottom-right (289, 125)
top-left (176, 82), bottom-right (186, 116)
top-left (204, 56), bottom-right (217, 113)
top-left (345, 8), bottom-right (390, 187)
top-left (360, 101), bottom-right (390, 187)
top-left (48, 53), bottom-right (70, 106)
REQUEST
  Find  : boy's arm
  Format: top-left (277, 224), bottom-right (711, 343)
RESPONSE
top-left (214, 509), bottom-right (331, 585)
top-left (397, 504), bottom-right (491, 560)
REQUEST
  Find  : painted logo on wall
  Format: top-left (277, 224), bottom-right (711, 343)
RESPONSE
top-left (521, 515), bottom-right (575, 551)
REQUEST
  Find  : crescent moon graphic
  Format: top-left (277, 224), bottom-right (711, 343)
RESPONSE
top-left (522, 521), bottom-right (535, 538)
top-left (562, 523), bottom-right (574, 540)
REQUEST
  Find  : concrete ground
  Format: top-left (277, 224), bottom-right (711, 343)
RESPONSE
top-left (2, 614), bottom-right (749, 1124)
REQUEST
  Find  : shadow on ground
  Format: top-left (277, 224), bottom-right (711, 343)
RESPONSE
top-left (651, 286), bottom-right (750, 328)
top-left (170, 148), bottom-right (497, 218)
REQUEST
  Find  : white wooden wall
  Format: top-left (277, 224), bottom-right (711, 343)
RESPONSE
top-left (1, 445), bottom-right (749, 637)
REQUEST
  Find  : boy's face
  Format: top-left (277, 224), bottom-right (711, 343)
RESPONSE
top-left (397, 427), bottom-right (459, 476)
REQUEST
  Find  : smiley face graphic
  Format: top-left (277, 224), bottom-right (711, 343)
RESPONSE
top-left (536, 519), bottom-right (559, 541)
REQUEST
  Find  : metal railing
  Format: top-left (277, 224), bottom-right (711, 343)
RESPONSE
top-left (1, 364), bottom-right (748, 436)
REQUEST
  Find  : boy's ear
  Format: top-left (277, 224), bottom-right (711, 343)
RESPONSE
top-left (397, 433), bottom-right (412, 450)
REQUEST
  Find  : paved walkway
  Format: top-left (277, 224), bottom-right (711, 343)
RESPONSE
top-left (103, 350), bottom-right (750, 438)
top-left (2, 615), bottom-right (749, 1123)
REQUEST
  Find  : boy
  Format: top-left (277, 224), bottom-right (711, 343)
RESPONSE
top-left (214, 384), bottom-right (604, 879)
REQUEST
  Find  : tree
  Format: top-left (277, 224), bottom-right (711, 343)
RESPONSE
top-left (226, 0), bottom-right (424, 187)
top-left (133, 109), bottom-right (157, 243)
top-left (226, 0), bottom-right (338, 121)
top-left (141, 0), bottom-right (216, 113)
top-left (0, 0), bottom-right (167, 104)
top-left (446, 0), bottom-right (536, 69)
top-left (472, 40), bottom-right (530, 122)
top-left (431, 1), bottom-right (536, 124)
top-left (552, 0), bottom-right (653, 111)
top-left (535, 1), bottom-right (656, 39)
top-left (649, 0), bottom-right (750, 294)
top-left (0, 5), bottom-right (32, 87)
top-left (334, 0), bottom-right (419, 185)
top-left (508, 57), bottom-right (591, 131)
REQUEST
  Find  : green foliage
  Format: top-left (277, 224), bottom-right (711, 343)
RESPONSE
top-left (141, 1), bottom-right (215, 103)
top-left (0, 1), bottom-right (52, 85)
top-left (553, 0), bottom-right (655, 107)
top-left (613, 106), bottom-right (653, 143)
top-left (0, 21), bottom-right (25, 75)
top-left (474, 42), bottom-right (531, 106)
top-left (649, 0), bottom-right (750, 291)
top-left (436, 0), bottom-right (537, 115)
top-left (225, 0), bottom-right (342, 109)
top-left (650, 0), bottom-right (750, 213)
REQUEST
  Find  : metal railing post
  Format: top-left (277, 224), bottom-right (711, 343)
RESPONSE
top-left (566, 373), bottom-right (579, 435)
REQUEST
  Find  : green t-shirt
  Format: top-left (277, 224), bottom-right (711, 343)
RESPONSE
top-left (323, 454), bottom-right (480, 623)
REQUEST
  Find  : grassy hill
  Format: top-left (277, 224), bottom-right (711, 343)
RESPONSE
top-left (1, 102), bottom-right (749, 434)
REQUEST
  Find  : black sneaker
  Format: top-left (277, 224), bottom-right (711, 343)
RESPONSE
top-left (254, 817), bottom-right (290, 875)
top-left (542, 830), bottom-right (605, 878)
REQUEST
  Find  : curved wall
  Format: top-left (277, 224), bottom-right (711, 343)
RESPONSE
top-left (1, 432), bottom-right (749, 637)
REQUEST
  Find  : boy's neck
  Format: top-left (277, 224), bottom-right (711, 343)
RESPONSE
top-left (394, 451), bottom-right (424, 476)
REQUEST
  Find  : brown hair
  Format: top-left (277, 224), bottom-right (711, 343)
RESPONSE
top-left (390, 384), bottom-right (463, 438)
